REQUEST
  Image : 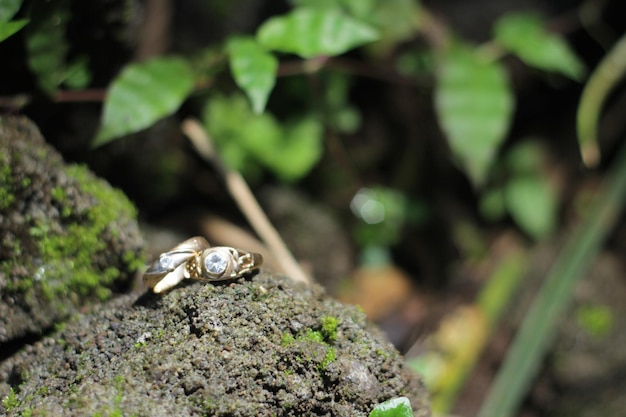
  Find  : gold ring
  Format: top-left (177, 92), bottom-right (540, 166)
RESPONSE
top-left (143, 237), bottom-right (263, 293)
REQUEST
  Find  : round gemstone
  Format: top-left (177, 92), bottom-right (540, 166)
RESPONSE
top-left (204, 250), bottom-right (229, 275)
top-left (158, 254), bottom-right (175, 271)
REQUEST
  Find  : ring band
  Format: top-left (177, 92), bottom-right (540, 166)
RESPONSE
top-left (143, 237), bottom-right (263, 292)
top-left (186, 247), bottom-right (264, 282)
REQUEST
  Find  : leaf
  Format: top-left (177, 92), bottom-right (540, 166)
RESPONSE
top-left (494, 12), bottom-right (585, 81)
top-left (94, 57), bottom-right (194, 147)
top-left (25, 6), bottom-right (70, 94)
top-left (354, 0), bottom-right (420, 48)
top-left (63, 56), bottom-right (92, 89)
top-left (504, 140), bottom-right (545, 175)
top-left (227, 37), bottom-right (278, 114)
top-left (203, 94), bottom-right (323, 181)
top-left (504, 176), bottom-right (557, 240)
top-left (477, 139), bottom-right (626, 417)
top-left (0, 18), bottom-right (27, 42)
top-left (0, 0), bottom-right (22, 22)
top-left (369, 397), bottom-right (414, 417)
top-left (271, 117), bottom-right (324, 181)
top-left (577, 33), bottom-right (626, 167)
top-left (479, 188), bottom-right (506, 221)
top-left (435, 45), bottom-right (514, 186)
top-left (257, 7), bottom-right (379, 58)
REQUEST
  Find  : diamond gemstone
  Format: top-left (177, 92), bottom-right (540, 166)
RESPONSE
top-left (204, 250), bottom-right (228, 275)
top-left (158, 254), bottom-right (175, 271)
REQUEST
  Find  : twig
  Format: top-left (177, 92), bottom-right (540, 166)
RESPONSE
top-left (181, 118), bottom-right (311, 285)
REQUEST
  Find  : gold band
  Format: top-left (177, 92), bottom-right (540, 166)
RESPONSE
top-left (143, 237), bottom-right (263, 292)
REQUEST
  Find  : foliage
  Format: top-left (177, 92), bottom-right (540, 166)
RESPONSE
top-left (256, 7), bottom-right (379, 58)
top-left (435, 43), bottom-right (514, 186)
top-left (369, 397), bottom-right (414, 417)
top-left (493, 12), bottom-right (585, 81)
top-left (1, 0), bottom-right (583, 190)
top-left (202, 94), bottom-right (323, 182)
top-left (0, 0), bottom-right (27, 43)
top-left (25, 0), bottom-right (91, 94)
top-left (0, 2), bottom-right (604, 415)
top-left (350, 186), bottom-right (425, 251)
top-left (480, 141), bottom-right (558, 240)
top-left (94, 57), bottom-right (194, 146)
top-left (577, 32), bottom-right (626, 166)
top-left (576, 304), bottom-right (613, 338)
top-left (227, 36), bottom-right (278, 114)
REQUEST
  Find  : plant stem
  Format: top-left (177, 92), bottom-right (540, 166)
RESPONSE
top-left (477, 139), bottom-right (626, 417)
top-left (181, 118), bottom-right (311, 285)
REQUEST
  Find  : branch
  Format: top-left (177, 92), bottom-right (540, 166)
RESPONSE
top-left (181, 118), bottom-right (312, 286)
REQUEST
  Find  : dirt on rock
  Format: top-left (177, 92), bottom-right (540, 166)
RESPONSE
top-left (0, 272), bottom-right (430, 417)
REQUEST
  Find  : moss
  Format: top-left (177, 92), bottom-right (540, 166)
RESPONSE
top-left (375, 348), bottom-right (391, 359)
top-left (304, 329), bottom-right (324, 343)
top-left (281, 332), bottom-right (295, 347)
top-left (0, 157), bottom-right (15, 210)
top-left (50, 186), bottom-right (71, 217)
top-left (321, 316), bottom-right (340, 343)
top-left (36, 386), bottom-right (49, 396)
top-left (31, 164), bottom-right (142, 301)
top-left (576, 304), bottom-right (613, 338)
top-left (319, 347), bottom-right (336, 372)
top-left (286, 327), bottom-right (338, 372)
top-left (113, 375), bottom-right (125, 404)
top-left (2, 387), bottom-right (20, 410)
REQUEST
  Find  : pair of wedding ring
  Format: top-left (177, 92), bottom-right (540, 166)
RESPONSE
top-left (143, 236), bottom-right (263, 293)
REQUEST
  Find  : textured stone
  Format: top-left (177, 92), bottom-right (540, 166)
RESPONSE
top-left (0, 116), bottom-right (145, 345)
top-left (0, 273), bottom-right (430, 417)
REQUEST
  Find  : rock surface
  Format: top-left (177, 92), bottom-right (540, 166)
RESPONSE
top-left (0, 273), bottom-right (430, 416)
top-left (0, 116), bottom-right (145, 345)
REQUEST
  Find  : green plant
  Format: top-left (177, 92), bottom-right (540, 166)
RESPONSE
top-left (480, 140), bottom-right (559, 240)
top-left (2, 388), bottom-right (20, 411)
top-left (0, 0), bottom-right (28, 43)
top-left (369, 396), bottom-right (414, 417)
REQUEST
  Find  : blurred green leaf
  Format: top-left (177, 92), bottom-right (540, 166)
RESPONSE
top-left (577, 33), bottom-right (626, 167)
top-left (204, 94), bottom-right (323, 182)
top-left (227, 36), bottom-right (278, 114)
top-left (257, 7), bottom-right (379, 58)
top-left (94, 57), bottom-right (194, 147)
top-left (25, 6), bottom-right (70, 94)
top-left (63, 56), bottom-right (92, 89)
top-left (369, 397), bottom-right (414, 417)
top-left (576, 304), bottom-right (613, 338)
top-left (478, 139), bottom-right (626, 417)
top-left (351, 187), bottom-right (408, 247)
top-left (358, 0), bottom-right (420, 49)
top-left (290, 0), bottom-right (343, 9)
top-left (479, 188), bottom-right (506, 221)
top-left (290, 0), bottom-right (418, 48)
top-left (338, 0), bottom-right (377, 17)
top-left (0, 0), bottom-right (22, 22)
top-left (0, 18), bottom-right (27, 42)
top-left (504, 140), bottom-right (545, 175)
top-left (494, 12), bottom-right (584, 81)
top-left (324, 73), bottom-right (361, 133)
top-left (271, 117), bottom-right (324, 181)
top-left (435, 44), bottom-right (514, 186)
top-left (290, 0), bottom-right (377, 15)
top-left (505, 176), bottom-right (557, 240)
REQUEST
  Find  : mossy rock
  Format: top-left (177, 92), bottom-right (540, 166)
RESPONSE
top-left (0, 273), bottom-right (430, 416)
top-left (0, 116), bottom-right (145, 344)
